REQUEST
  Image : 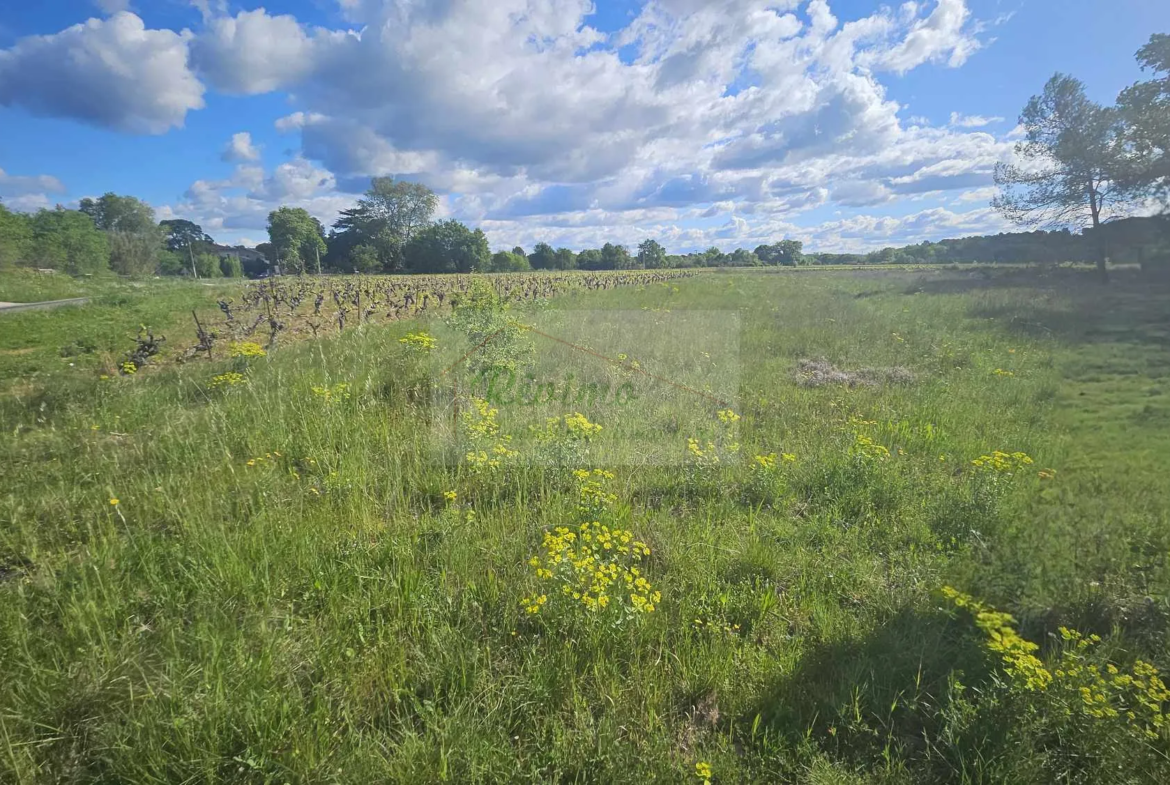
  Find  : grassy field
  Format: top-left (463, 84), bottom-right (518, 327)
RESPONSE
top-left (2, 266), bottom-right (1170, 783)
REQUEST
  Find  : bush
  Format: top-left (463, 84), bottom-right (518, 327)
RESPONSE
top-left (194, 253), bottom-right (223, 278)
top-left (156, 250), bottom-right (187, 276)
top-left (219, 255), bottom-right (244, 278)
top-left (108, 229), bottom-right (163, 277)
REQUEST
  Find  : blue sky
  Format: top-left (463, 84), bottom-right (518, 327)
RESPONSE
top-left (0, 0), bottom-right (1166, 252)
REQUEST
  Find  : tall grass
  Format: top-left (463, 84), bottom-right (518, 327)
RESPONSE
top-left (2, 268), bottom-right (1169, 782)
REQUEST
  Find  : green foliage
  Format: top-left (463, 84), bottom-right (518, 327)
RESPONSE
top-left (601, 242), bottom-right (633, 269)
top-left (107, 228), bottom-right (163, 277)
top-left (637, 238), bottom-right (667, 269)
top-left (27, 207), bottom-right (110, 275)
top-left (79, 193), bottom-right (157, 234)
top-left (993, 75), bottom-right (1128, 278)
top-left (755, 240), bottom-right (804, 266)
top-left (194, 253), bottom-right (223, 278)
top-left (1117, 33), bottom-right (1170, 205)
top-left (155, 250), bottom-right (187, 276)
top-left (348, 244), bottom-right (383, 274)
top-left (576, 248), bottom-right (605, 270)
top-left (553, 247), bottom-right (576, 270)
top-left (404, 219), bottom-right (490, 273)
top-left (267, 207), bottom-right (326, 274)
top-left (330, 177), bottom-right (437, 272)
top-left (160, 219), bottom-right (214, 253)
top-left (219, 254), bottom-right (244, 278)
top-left (0, 202), bottom-right (32, 268)
top-left (528, 241), bottom-right (557, 270)
top-left (488, 250), bottom-right (531, 272)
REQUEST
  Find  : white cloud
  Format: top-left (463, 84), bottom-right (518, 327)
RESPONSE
top-left (0, 12), bottom-right (204, 133)
top-left (169, 159), bottom-right (345, 233)
top-left (0, 168), bottom-right (67, 198)
top-left (949, 111), bottom-right (1003, 128)
top-left (866, 0), bottom-right (980, 73)
top-left (221, 131), bottom-right (261, 162)
top-left (189, 9), bottom-right (346, 95)
top-left (3, 0), bottom-right (1011, 251)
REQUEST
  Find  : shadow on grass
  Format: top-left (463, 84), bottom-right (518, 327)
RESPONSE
top-left (908, 268), bottom-right (1170, 350)
top-left (744, 605), bottom-right (1006, 778)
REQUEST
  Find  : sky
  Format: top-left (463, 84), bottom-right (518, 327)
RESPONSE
top-left (0, 0), bottom-right (1167, 253)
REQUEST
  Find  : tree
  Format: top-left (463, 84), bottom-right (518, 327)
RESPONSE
top-left (727, 248), bottom-right (760, 266)
top-left (219, 254), bottom-right (244, 278)
top-left (332, 177), bottom-right (437, 272)
top-left (404, 220), bottom-right (490, 274)
top-left (528, 242), bottom-right (557, 270)
top-left (489, 250), bottom-right (531, 272)
top-left (637, 238), bottom-right (667, 269)
top-left (553, 247), bottom-right (577, 270)
top-left (349, 244), bottom-right (383, 274)
top-left (0, 202), bottom-right (32, 268)
top-left (267, 207), bottom-right (326, 274)
top-left (755, 240), bottom-right (804, 266)
top-left (160, 219), bottom-right (214, 253)
top-left (576, 248), bottom-right (605, 270)
top-left (194, 253), bottom-right (223, 278)
top-left (78, 193), bottom-right (162, 277)
top-left (26, 208), bottom-right (110, 275)
top-left (79, 193), bottom-right (156, 234)
top-left (993, 75), bottom-right (1129, 280)
top-left (601, 242), bottom-right (633, 269)
top-left (511, 246), bottom-right (526, 258)
top-left (108, 230), bottom-right (163, 276)
top-left (156, 250), bottom-right (187, 276)
top-left (1117, 34), bottom-right (1170, 205)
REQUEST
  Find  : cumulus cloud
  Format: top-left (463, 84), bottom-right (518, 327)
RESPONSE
top-left (0, 12), bottom-right (204, 133)
top-left (0, 169), bottom-right (67, 198)
top-left (189, 9), bottom-right (347, 95)
top-left (170, 159), bottom-right (345, 233)
top-left (4, 0), bottom-right (1010, 251)
top-left (221, 131), bottom-right (261, 162)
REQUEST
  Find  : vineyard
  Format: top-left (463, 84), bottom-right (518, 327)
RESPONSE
top-left (159, 270), bottom-right (699, 371)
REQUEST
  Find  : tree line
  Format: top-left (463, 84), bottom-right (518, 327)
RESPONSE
top-left (0, 194), bottom-right (252, 278)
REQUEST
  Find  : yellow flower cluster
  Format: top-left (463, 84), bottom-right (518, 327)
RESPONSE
top-left (521, 521), bottom-right (658, 615)
top-left (753, 452), bottom-right (797, 470)
top-left (944, 587), bottom-right (1170, 738)
top-left (398, 332), bottom-right (437, 352)
top-left (716, 408), bottom-right (741, 424)
top-left (521, 469), bottom-right (660, 617)
top-left (971, 451), bottom-right (1033, 474)
top-left (562, 412), bottom-right (602, 439)
top-left (852, 433), bottom-right (891, 462)
top-left (945, 587), bottom-right (1051, 691)
top-left (244, 450), bottom-right (282, 467)
top-left (228, 341), bottom-right (267, 358)
top-left (992, 368), bottom-right (1015, 377)
top-left (209, 371), bottom-right (247, 389)
top-left (462, 398), bottom-right (518, 472)
top-left (310, 382), bottom-right (352, 404)
top-left (120, 361), bottom-right (138, 375)
top-left (695, 761), bottom-right (713, 784)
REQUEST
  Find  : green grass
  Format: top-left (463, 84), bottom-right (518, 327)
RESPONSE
top-left (2, 267), bottom-right (1170, 782)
